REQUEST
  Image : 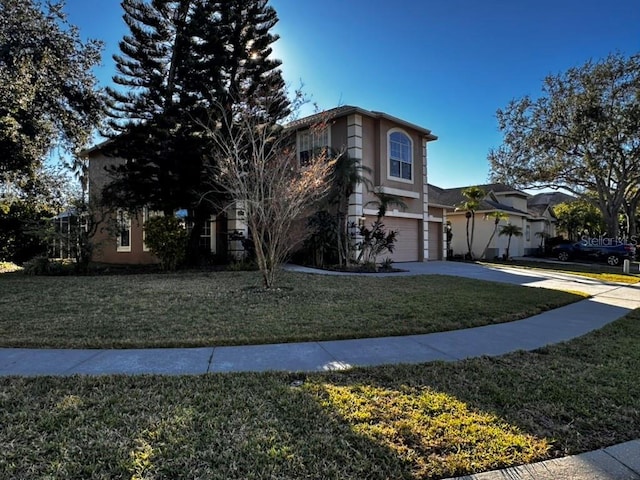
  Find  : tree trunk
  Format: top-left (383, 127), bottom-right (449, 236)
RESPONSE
top-left (469, 213), bottom-right (476, 259)
top-left (482, 222), bottom-right (499, 259)
top-left (625, 195), bottom-right (640, 240)
top-left (603, 212), bottom-right (619, 239)
top-left (465, 217), bottom-right (471, 258)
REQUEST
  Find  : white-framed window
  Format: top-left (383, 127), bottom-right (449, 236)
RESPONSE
top-left (199, 219), bottom-right (213, 251)
top-left (186, 217), bottom-right (215, 252)
top-left (297, 127), bottom-right (330, 165)
top-left (142, 207), bottom-right (163, 252)
top-left (388, 129), bottom-right (413, 183)
top-left (116, 209), bottom-right (131, 252)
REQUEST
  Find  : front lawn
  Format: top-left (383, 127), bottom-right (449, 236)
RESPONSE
top-left (0, 271), bottom-right (583, 348)
top-left (1, 310), bottom-right (638, 479)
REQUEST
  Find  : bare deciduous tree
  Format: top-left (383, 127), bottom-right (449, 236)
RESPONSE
top-left (207, 104), bottom-right (334, 288)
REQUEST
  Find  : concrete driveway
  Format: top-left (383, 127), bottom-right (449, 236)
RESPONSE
top-left (288, 261), bottom-right (640, 309)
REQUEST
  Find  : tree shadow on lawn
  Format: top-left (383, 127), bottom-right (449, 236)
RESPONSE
top-left (0, 374), bottom-right (416, 479)
top-left (3, 314), bottom-right (638, 479)
top-left (1, 371), bottom-right (550, 480)
top-left (312, 310), bottom-right (640, 475)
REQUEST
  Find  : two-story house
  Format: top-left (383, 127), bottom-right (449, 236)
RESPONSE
top-left (288, 106), bottom-right (439, 262)
top-left (84, 105), bottom-right (440, 264)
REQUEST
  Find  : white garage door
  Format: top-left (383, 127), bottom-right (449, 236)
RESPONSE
top-left (371, 216), bottom-right (420, 262)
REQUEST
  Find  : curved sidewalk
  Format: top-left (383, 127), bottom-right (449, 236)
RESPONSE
top-left (1, 262), bottom-right (639, 377)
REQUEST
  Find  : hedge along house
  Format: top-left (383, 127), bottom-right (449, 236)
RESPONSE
top-left (83, 105), bottom-right (439, 265)
top-left (432, 183), bottom-right (559, 259)
top-left (288, 106), bottom-right (439, 262)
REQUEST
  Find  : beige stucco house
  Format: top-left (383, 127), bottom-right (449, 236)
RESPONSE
top-left (84, 105), bottom-right (441, 264)
top-left (430, 183), bottom-right (559, 259)
top-left (288, 106), bottom-right (439, 262)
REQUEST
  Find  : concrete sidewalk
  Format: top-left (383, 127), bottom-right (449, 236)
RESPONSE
top-left (2, 261), bottom-right (639, 479)
top-left (1, 261), bottom-right (639, 374)
top-left (0, 294), bottom-right (634, 376)
top-left (445, 440), bottom-right (640, 480)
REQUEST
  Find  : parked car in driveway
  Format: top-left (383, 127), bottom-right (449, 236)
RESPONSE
top-left (552, 240), bottom-right (636, 266)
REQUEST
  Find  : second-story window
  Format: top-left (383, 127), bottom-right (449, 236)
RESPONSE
top-left (297, 127), bottom-right (329, 165)
top-left (389, 130), bottom-right (413, 181)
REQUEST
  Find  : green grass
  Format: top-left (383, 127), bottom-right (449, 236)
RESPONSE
top-left (0, 270), bottom-right (584, 348)
top-left (478, 258), bottom-right (640, 284)
top-left (2, 310), bottom-right (639, 479)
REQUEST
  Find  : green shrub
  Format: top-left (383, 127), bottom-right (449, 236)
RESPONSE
top-left (356, 220), bottom-right (397, 265)
top-left (23, 256), bottom-right (51, 275)
top-left (22, 257), bottom-right (75, 276)
top-left (226, 258), bottom-right (258, 271)
top-left (379, 257), bottom-right (394, 271)
top-left (144, 216), bottom-right (189, 271)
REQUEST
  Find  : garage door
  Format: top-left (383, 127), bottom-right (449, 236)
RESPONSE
top-left (370, 216), bottom-right (420, 262)
top-left (428, 222), bottom-right (442, 260)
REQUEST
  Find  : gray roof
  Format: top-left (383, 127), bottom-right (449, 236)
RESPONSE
top-left (286, 105), bottom-right (437, 140)
top-left (526, 191), bottom-right (576, 219)
top-left (527, 191), bottom-right (576, 207)
top-left (428, 183), bottom-right (540, 217)
top-left (428, 183), bottom-right (527, 210)
top-left (427, 184), bottom-right (454, 207)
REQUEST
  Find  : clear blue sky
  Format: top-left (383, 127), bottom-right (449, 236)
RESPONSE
top-left (64, 0), bottom-right (639, 189)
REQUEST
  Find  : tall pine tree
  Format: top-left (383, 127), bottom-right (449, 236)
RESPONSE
top-left (102, 0), bottom-right (290, 257)
top-left (103, 0), bottom-right (199, 215)
top-left (185, 0), bottom-right (289, 123)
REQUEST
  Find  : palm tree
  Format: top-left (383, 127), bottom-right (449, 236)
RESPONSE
top-left (327, 150), bottom-right (372, 267)
top-left (455, 186), bottom-right (486, 259)
top-left (499, 223), bottom-right (523, 260)
top-left (358, 189), bottom-right (407, 265)
top-left (481, 211), bottom-right (509, 259)
top-left (534, 230), bottom-right (550, 254)
top-left (364, 188), bottom-right (408, 219)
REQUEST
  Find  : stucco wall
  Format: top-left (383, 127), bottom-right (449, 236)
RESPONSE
top-left (358, 118), bottom-right (425, 217)
top-left (495, 193), bottom-right (528, 212)
top-left (92, 211), bottom-right (159, 265)
top-left (87, 149), bottom-right (159, 265)
top-left (448, 212), bottom-right (529, 259)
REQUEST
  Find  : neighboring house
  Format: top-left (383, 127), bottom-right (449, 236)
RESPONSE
top-left (430, 183), bottom-right (559, 259)
top-left (527, 191), bottom-right (576, 243)
top-left (83, 105), bottom-right (441, 264)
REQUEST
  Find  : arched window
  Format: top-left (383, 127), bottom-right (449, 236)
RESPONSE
top-left (388, 130), bottom-right (412, 181)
